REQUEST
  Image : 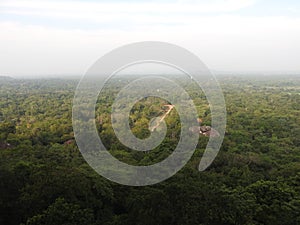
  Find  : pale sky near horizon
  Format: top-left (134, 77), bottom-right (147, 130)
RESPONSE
top-left (0, 0), bottom-right (300, 77)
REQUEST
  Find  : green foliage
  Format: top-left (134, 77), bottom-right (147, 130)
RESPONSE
top-left (0, 75), bottom-right (299, 225)
top-left (26, 197), bottom-right (95, 225)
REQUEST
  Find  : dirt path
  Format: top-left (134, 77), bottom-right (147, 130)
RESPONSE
top-left (149, 105), bottom-right (174, 132)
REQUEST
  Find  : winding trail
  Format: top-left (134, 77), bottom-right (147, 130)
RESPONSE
top-left (149, 105), bottom-right (174, 132)
top-left (148, 104), bottom-right (220, 137)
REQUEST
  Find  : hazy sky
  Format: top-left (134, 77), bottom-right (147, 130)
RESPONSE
top-left (0, 0), bottom-right (300, 76)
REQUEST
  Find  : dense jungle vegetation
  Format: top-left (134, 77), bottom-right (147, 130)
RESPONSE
top-left (0, 74), bottom-right (299, 225)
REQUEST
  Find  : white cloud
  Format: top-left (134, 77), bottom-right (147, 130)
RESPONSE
top-left (0, 0), bottom-right (257, 14)
top-left (287, 7), bottom-right (300, 13)
top-left (0, 0), bottom-right (258, 29)
top-left (0, 0), bottom-right (300, 75)
top-left (1, 13), bottom-right (300, 76)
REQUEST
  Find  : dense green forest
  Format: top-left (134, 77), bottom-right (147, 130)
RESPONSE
top-left (0, 74), bottom-right (299, 225)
